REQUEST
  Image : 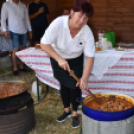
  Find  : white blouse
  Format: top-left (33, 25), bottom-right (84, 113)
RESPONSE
top-left (41, 16), bottom-right (95, 59)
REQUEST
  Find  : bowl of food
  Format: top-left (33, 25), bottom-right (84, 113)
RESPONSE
top-left (95, 47), bottom-right (104, 52)
top-left (77, 92), bottom-right (134, 121)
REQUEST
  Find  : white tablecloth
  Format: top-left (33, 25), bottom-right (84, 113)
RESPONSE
top-left (91, 49), bottom-right (125, 79)
top-left (16, 48), bottom-right (134, 97)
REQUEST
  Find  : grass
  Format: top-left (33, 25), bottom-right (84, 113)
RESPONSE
top-left (0, 66), bottom-right (82, 134)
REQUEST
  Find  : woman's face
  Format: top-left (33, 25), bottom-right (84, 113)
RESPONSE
top-left (70, 10), bottom-right (89, 29)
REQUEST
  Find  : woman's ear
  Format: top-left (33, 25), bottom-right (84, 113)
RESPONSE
top-left (70, 9), bottom-right (75, 19)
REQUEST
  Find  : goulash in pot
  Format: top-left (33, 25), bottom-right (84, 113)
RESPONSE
top-left (85, 95), bottom-right (134, 112)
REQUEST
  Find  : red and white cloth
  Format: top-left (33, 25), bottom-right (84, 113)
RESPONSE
top-left (16, 47), bottom-right (134, 97)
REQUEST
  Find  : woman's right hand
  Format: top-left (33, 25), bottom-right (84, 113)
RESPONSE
top-left (40, 44), bottom-right (70, 71)
top-left (58, 58), bottom-right (70, 71)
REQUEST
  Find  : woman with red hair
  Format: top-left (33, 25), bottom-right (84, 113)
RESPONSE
top-left (40, 0), bottom-right (95, 128)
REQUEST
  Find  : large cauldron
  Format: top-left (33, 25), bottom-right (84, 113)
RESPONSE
top-left (77, 92), bottom-right (134, 121)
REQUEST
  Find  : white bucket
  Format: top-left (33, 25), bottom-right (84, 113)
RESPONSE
top-left (32, 81), bottom-right (42, 96)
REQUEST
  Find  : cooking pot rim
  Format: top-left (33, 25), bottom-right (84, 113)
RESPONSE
top-left (82, 92), bottom-right (134, 113)
top-left (0, 81), bottom-right (30, 99)
top-left (83, 101), bottom-right (134, 113)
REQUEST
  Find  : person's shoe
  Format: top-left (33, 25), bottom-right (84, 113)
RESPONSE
top-left (72, 116), bottom-right (80, 128)
top-left (57, 111), bottom-right (71, 122)
top-left (19, 68), bottom-right (30, 72)
top-left (13, 70), bottom-right (19, 76)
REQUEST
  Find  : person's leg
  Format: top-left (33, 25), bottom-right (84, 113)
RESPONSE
top-left (60, 84), bottom-right (71, 112)
top-left (19, 33), bottom-right (27, 69)
top-left (70, 88), bottom-right (81, 116)
top-left (12, 49), bottom-right (19, 71)
top-left (9, 31), bottom-right (19, 74)
top-left (70, 88), bottom-right (82, 128)
top-left (57, 84), bottom-right (71, 122)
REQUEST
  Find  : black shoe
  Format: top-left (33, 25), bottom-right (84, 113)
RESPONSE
top-left (57, 111), bottom-right (71, 122)
top-left (72, 116), bottom-right (80, 128)
top-left (13, 70), bottom-right (19, 76)
top-left (19, 68), bottom-right (30, 72)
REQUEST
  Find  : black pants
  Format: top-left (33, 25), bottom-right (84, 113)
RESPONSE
top-left (60, 84), bottom-right (81, 111)
top-left (50, 54), bottom-right (83, 111)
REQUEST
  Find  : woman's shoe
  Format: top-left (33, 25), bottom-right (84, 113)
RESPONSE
top-left (57, 111), bottom-right (71, 122)
top-left (72, 116), bottom-right (80, 128)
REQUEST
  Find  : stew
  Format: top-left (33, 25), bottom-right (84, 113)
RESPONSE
top-left (0, 82), bottom-right (29, 99)
top-left (86, 95), bottom-right (133, 112)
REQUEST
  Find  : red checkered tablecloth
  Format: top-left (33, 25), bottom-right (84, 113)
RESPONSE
top-left (16, 47), bottom-right (134, 97)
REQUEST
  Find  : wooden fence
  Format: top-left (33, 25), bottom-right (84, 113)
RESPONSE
top-left (1, 0), bottom-right (134, 42)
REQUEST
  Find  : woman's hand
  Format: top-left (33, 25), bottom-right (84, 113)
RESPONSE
top-left (76, 77), bottom-right (88, 90)
top-left (40, 44), bottom-right (70, 71)
top-left (77, 57), bottom-right (94, 90)
top-left (58, 58), bottom-right (70, 71)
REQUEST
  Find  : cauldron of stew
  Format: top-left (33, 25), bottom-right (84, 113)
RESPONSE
top-left (78, 92), bottom-right (134, 121)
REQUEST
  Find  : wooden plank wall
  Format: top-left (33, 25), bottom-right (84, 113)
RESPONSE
top-left (1, 0), bottom-right (134, 42)
top-left (89, 0), bottom-right (134, 42)
top-left (58, 0), bottom-right (134, 42)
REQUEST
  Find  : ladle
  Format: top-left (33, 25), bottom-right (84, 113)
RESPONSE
top-left (67, 70), bottom-right (102, 105)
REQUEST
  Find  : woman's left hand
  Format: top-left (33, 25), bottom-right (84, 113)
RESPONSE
top-left (76, 77), bottom-right (88, 90)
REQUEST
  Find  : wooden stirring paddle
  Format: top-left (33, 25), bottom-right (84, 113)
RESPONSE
top-left (67, 70), bottom-right (102, 105)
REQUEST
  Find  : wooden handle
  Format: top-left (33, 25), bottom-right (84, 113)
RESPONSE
top-left (87, 90), bottom-right (102, 105)
top-left (34, 98), bottom-right (62, 106)
top-left (67, 70), bottom-right (80, 83)
top-left (67, 70), bottom-right (101, 105)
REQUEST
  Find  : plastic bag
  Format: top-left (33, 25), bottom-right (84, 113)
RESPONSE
top-left (103, 32), bottom-right (115, 47)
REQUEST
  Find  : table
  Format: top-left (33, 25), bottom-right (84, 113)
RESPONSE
top-left (16, 47), bottom-right (134, 97)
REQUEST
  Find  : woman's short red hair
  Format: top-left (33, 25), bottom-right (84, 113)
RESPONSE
top-left (72, 0), bottom-right (94, 18)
